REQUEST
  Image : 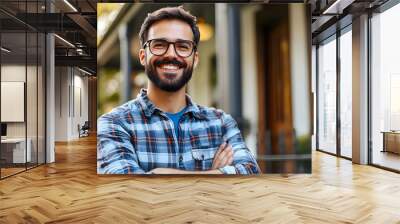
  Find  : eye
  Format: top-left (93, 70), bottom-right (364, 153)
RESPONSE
top-left (176, 42), bottom-right (191, 51)
top-left (151, 40), bottom-right (167, 49)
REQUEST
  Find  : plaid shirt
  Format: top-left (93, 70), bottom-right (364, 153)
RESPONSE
top-left (97, 89), bottom-right (260, 175)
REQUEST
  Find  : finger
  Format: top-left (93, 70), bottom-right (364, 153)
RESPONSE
top-left (218, 156), bottom-right (228, 168)
top-left (213, 149), bottom-right (227, 169)
top-left (220, 147), bottom-right (234, 167)
top-left (227, 154), bottom-right (234, 165)
top-left (218, 144), bottom-right (232, 160)
top-left (212, 159), bottom-right (221, 169)
top-left (219, 148), bottom-right (233, 167)
top-left (213, 143), bottom-right (227, 166)
top-left (214, 142), bottom-right (227, 159)
top-left (213, 143), bottom-right (231, 169)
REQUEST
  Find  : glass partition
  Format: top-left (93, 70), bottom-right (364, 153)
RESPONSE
top-left (371, 3), bottom-right (400, 171)
top-left (38, 31), bottom-right (46, 165)
top-left (339, 27), bottom-right (352, 158)
top-left (1, 30), bottom-right (28, 177)
top-left (0, 0), bottom-right (46, 179)
top-left (27, 30), bottom-right (38, 169)
top-left (317, 36), bottom-right (337, 155)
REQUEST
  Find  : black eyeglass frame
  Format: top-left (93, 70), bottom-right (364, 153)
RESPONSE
top-left (143, 38), bottom-right (197, 58)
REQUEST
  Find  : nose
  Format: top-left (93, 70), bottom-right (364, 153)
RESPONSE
top-left (164, 43), bottom-right (178, 57)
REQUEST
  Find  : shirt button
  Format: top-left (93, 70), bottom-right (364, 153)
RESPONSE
top-left (179, 156), bottom-right (183, 162)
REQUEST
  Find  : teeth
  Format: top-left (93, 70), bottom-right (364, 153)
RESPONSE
top-left (161, 64), bottom-right (179, 70)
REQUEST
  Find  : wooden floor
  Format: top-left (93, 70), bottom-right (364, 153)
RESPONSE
top-left (0, 167), bottom-right (26, 178)
top-left (372, 150), bottom-right (400, 171)
top-left (0, 136), bottom-right (400, 223)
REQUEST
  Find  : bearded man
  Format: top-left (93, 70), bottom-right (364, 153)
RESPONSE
top-left (97, 6), bottom-right (260, 174)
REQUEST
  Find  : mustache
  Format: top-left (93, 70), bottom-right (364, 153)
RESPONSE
top-left (154, 58), bottom-right (186, 68)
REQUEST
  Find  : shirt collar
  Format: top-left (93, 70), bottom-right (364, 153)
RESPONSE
top-left (137, 88), bottom-right (206, 120)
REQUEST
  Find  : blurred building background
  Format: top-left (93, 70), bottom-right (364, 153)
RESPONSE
top-left (97, 3), bottom-right (312, 173)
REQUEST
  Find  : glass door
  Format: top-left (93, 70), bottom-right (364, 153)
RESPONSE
top-left (339, 27), bottom-right (352, 159)
top-left (370, 3), bottom-right (400, 171)
top-left (317, 35), bottom-right (337, 155)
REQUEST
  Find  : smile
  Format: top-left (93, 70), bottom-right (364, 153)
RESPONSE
top-left (158, 63), bottom-right (182, 72)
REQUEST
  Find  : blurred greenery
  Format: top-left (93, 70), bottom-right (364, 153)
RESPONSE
top-left (97, 68), bottom-right (121, 117)
top-left (296, 135), bottom-right (312, 154)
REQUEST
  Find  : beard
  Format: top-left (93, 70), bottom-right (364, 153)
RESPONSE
top-left (145, 57), bottom-right (193, 92)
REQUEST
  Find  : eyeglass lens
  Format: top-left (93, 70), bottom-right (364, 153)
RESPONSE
top-left (149, 39), bottom-right (194, 57)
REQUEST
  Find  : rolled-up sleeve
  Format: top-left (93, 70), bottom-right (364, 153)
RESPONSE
top-left (97, 114), bottom-right (145, 174)
top-left (218, 113), bottom-right (260, 175)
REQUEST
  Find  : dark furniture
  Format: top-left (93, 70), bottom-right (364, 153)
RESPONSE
top-left (78, 121), bottom-right (90, 138)
top-left (381, 131), bottom-right (400, 154)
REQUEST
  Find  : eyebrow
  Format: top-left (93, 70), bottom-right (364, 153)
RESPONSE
top-left (150, 38), bottom-right (194, 42)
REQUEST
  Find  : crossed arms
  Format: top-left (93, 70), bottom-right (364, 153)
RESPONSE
top-left (146, 142), bottom-right (234, 174)
top-left (97, 113), bottom-right (260, 175)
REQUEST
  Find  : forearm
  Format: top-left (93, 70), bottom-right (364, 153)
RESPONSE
top-left (180, 169), bottom-right (223, 174)
top-left (147, 168), bottom-right (223, 174)
top-left (233, 162), bottom-right (260, 174)
top-left (219, 161), bottom-right (260, 175)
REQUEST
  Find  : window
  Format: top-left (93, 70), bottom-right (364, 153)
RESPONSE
top-left (339, 28), bottom-right (352, 158)
top-left (317, 36), bottom-right (337, 154)
top-left (370, 2), bottom-right (400, 171)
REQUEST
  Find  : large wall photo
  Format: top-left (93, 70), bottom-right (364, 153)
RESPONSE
top-left (97, 3), bottom-right (312, 174)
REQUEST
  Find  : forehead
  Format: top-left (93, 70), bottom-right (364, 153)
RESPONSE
top-left (147, 19), bottom-right (194, 41)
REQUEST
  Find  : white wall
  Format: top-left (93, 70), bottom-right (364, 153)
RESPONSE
top-left (55, 67), bottom-right (68, 141)
top-left (1, 65), bottom-right (35, 138)
top-left (289, 4), bottom-right (311, 139)
top-left (1, 63), bottom-right (46, 163)
top-left (73, 72), bottom-right (89, 138)
top-left (54, 67), bottom-right (89, 141)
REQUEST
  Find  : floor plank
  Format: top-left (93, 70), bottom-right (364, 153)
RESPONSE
top-left (0, 135), bottom-right (399, 223)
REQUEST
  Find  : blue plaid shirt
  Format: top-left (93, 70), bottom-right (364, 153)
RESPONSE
top-left (97, 89), bottom-right (260, 175)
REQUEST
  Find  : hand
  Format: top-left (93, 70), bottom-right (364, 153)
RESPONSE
top-left (146, 168), bottom-right (223, 174)
top-left (212, 142), bottom-right (234, 169)
top-left (146, 168), bottom-right (182, 174)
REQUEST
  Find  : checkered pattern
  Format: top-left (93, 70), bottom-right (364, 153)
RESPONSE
top-left (97, 89), bottom-right (260, 175)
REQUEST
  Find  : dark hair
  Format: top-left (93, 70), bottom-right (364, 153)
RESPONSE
top-left (139, 6), bottom-right (200, 47)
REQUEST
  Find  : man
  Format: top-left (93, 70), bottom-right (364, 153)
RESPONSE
top-left (97, 6), bottom-right (260, 174)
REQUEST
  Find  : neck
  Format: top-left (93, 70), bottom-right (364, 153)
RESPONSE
top-left (147, 83), bottom-right (187, 113)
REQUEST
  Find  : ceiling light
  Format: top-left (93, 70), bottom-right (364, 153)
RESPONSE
top-left (1, 47), bottom-right (11, 53)
top-left (63, 0), bottom-right (78, 12)
top-left (78, 67), bottom-right (93, 76)
top-left (322, 0), bottom-right (354, 15)
top-left (54, 34), bottom-right (75, 48)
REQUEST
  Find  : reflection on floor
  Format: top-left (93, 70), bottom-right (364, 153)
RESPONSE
top-left (0, 135), bottom-right (399, 223)
top-left (1, 167), bottom-right (25, 177)
top-left (373, 150), bottom-right (400, 171)
top-left (0, 163), bottom-right (42, 178)
top-left (257, 154), bottom-right (312, 173)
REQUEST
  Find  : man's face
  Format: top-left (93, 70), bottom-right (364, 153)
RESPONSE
top-left (139, 19), bottom-right (199, 92)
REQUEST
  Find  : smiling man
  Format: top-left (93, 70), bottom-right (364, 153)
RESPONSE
top-left (97, 6), bottom-right (260, 175)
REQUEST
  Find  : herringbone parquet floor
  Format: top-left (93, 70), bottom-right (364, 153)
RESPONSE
top-left (0, 135), bottom-right (399, 223)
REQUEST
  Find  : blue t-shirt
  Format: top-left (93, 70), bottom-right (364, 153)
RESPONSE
top-left (165, 107), bottom-right (186, 139)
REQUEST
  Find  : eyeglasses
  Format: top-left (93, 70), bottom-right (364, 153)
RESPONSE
top-left (143, 39), bottom-right (196, 58)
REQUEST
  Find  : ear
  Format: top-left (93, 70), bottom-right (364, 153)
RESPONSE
top-left (193, 51), bottom-right (199, 69)
top-left (139, 48), bottom-right (146, 66)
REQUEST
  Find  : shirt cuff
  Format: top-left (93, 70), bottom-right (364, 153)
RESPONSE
top-left (219, 165), bottom-right (237, 174)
